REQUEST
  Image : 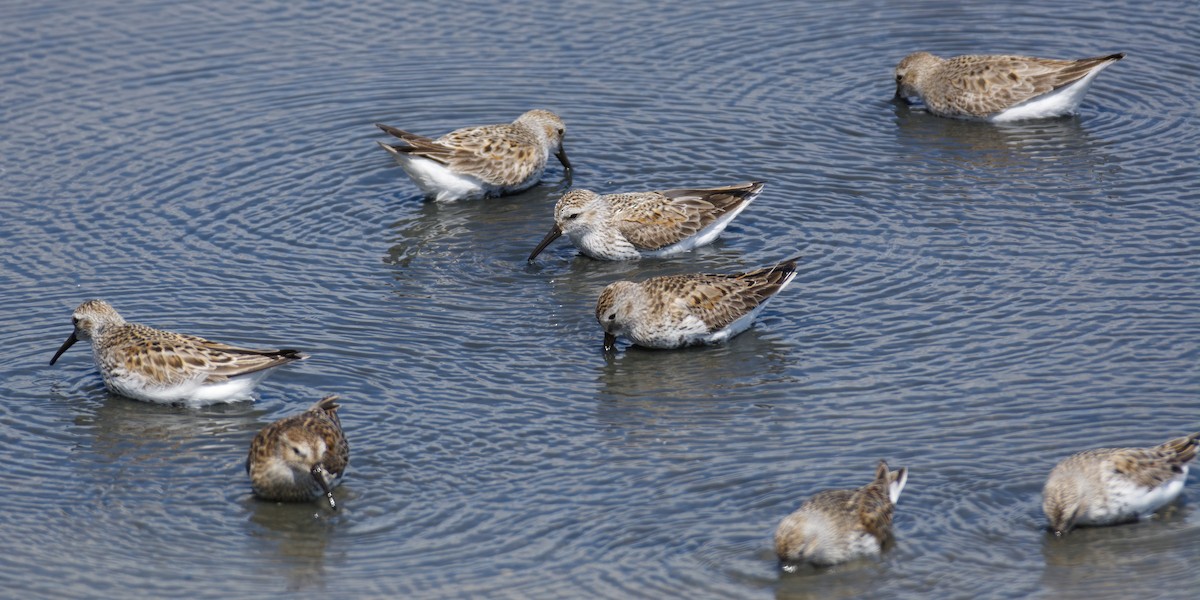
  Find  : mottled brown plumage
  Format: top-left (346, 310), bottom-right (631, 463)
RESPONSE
top-left (375, 109), bottom-right (569, 200)
top-left (775, 461), bottom-right (908, 567)
top-left (247, 395), bottom-right (350, 510)
top-left (596, 256), bottom-right (799, 350)
top-left (1043, 432), bottom-right (1199, 535)
top-left (894, 51), bottom-right (1125, 121)
top-left (528, 182), bottom-right (764, 261)
top-left (49, 299), bottom-right (306, 404)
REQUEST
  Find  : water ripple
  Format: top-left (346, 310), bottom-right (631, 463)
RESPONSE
top-left (1, 0), bottom-right (1198, 597)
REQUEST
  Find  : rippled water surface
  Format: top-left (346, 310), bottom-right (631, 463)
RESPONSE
top-left (2, 0), bottom-right (1198, 597)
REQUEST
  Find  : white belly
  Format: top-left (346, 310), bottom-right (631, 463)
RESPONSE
top-left (107, 370), bottom-right (272, 406)
top-left (643, 200), bottom-right (755, 258)
top-left (700, 268), bottom-right (798, 344)
top-left (395, 155), bottom-right (491, 201)
top-left (1079, 467), bottom-right (1189, 525)
top-left (991, 63), bottom-right (1115, 122)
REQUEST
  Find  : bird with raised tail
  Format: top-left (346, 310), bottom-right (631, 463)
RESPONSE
top-left (595, 256), bottom-right (799, 352)
top-left (1042, 432), bottom-right (1199, 536)
top-left (527, 181), bottom-right (764, 261)
top-left (247, 395), bottom-right (350, 511)
top-left (49, 299), bottom-right (307, 405)
top-left (893, 51), bottom-right (1125, 121)
top-left (775, 461), bottom-right (909, 568)
top-left (375, 109), bottom-right (570, 201)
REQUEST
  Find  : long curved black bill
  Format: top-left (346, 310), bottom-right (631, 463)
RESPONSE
top-left (555, 145), bottom-right (571, 171)
top-left (527, 225), bottom-right (563, 262)
top-left (49, 331), bottom-right (78, 365)
top-left (311, 465), bottom-right (337, 511)
top-left (603, 332), bottom-right (617, 353)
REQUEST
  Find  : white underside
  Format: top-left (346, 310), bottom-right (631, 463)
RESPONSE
top-left (700, 268), bottom-right (798, 344)
top-left (643, 199), bottom-right (756, 258)
top-left (575, 230), bottom-right (642, 261)
top-left (1079, 466), bottom-right (1188, 525)
top-left (778, 511), bottom-right (881, 567)
top-left (633, 268), bottom-right (797, 348)
top-left (989, 63), bottom-right (1114, 122)
top-left (837, 531), bottom-right (883, 564)
top-left (574, 190), bottom-right (761, 261)
top-left (106, 369), bottom-right (274, 406)
top-left (702, 304), bottom-right (765, 344)
top-left (393, 155), bottom-right (495, 201)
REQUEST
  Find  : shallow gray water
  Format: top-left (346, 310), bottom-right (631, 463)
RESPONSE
top-left (1, 0), bottom-right (1198, 597)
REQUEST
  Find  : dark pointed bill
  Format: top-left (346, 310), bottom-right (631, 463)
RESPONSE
top-left (49, 331), bottom-right (79, 365)
top-left (555, 146), bottom-right (571, 171)
top-left (311, 464), bottom-right (337, 511)
top-left (527, 225), bottom-right (563, 262)
top-left (603, 332), bottom-right (618, 353)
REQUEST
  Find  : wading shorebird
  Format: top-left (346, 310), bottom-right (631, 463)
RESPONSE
top-left (1043, 432), bottom-right (1199, 536)
top-left (595, 256), bottom-right (800, 352)
top-left (775, 461), bottom-right (909, 568)
top-left (893, 51), bottom-right (1125, 121)
top-left (49, 299), bottom-right (306, 405)
top-left (376, 109), bottom-right (570, 201)
top-left (247, 395), bottom-right (349, 511)
top-left (527, 182), bottom-right (764, 261)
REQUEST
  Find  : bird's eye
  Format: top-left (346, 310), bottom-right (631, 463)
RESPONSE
top-left (557, 128), bottom-right (564, 136)
top-left (564, 213), bottom-right (579, 220)
top-left (292, 446), bottom-right (303, 455)
top-left (895, 74), bottom-right (903, 83)
top-left (71, 317), bottom-right (79, 325)
top-left (607, 314), bottom-right (616, 321)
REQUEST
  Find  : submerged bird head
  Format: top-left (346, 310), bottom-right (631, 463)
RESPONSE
top-left (276, 427), bottom-right (339, 510)
top-left (894, 51), bottom-right (942, 100)
top-left (50, 299), bottom-right (126, 365)
top-left (1042, 480), bottom-right (1083, 536)
top-left (774, 518), bottom-right (823, 567)
top-left (517, 109), bottom-right (570, 171)
top-left (596, 281), bottom-right (637, 352)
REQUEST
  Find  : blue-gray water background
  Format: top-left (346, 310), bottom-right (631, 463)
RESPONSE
top-left (1, 0), bottom-right (1197, 597)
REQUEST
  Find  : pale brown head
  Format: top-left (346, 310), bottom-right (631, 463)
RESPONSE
top-left (525, 189), bottom-right (604, 260)
top-left (516, 109), bottom-right (570, 171)
top-left (894, 51), bottom-right (942, 100)
top-left (554, 189), bottom-right (604, 234)
top-left (50, 299), bottom-right (126, 365)
top-left (281, 428), bottom-right (334, 487)
top-left (1042, 472), bottom-right (1084, 536)
top-left (528, 189), bottom-right (605, 261)
top-left (596, 281), bottom-right (637, 352)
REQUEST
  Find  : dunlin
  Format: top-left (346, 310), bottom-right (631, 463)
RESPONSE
top-left (49, 299), bottom-right (306, 405)
top-left (527, 182), bottom-right (764, 261)
top-left (1043, 432), bottom-right (1199, 535)
top-left (775, 461), bottom-right (909, 568)
top-left (894, 52), bottom-right (1125, 121)
top-left (595, 256), bottom-right (799, 351)
top-left (376, 109), bottom-right (570, 201)
top-left (247, 394), bottom-right (349, 510)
